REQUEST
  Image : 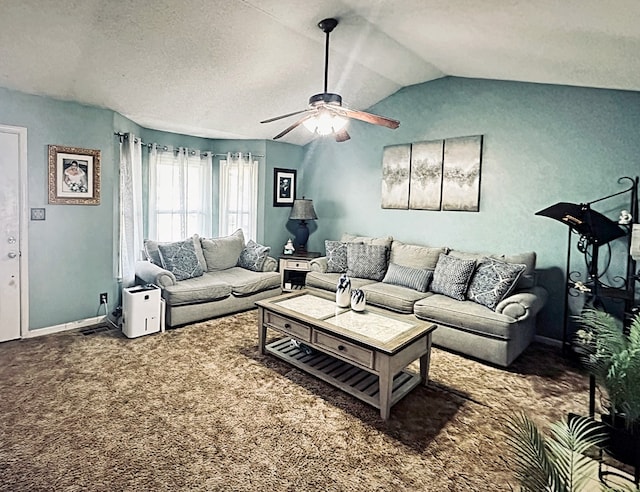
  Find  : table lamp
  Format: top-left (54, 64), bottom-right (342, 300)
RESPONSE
top-left (289, 198), bottom-right (317, 251)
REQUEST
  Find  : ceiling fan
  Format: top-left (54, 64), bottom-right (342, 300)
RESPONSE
top-left (260, 18), bottom-right (400, 142)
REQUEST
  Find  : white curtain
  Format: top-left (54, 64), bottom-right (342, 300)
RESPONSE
top-left (219, 152), bottom-right (258, 240)
top-left (148, 145), bottom-right (212, 242)
top-left (118, 133), bottom-right (144, 287)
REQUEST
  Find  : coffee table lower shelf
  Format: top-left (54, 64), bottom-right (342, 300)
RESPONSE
top-left (266, 337), bottom-right (422, 413)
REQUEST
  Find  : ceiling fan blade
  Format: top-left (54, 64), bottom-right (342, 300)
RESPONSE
top-left (272, 113), bottom-right (316, 140)
top-left (260, 108), bottom-right (309, 124)
top-left (340, 107), bottom-right (400, 129)
top-left (334, 129), bottom-right (350, 142)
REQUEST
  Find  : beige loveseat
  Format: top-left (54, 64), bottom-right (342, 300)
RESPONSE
top-left (305, 233), bottom-right (548, 367)
top-left (135, 230), bottom-right (281, 327)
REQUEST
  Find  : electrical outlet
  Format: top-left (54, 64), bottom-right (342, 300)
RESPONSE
top-left (100, 292), bottom-right (108, 304)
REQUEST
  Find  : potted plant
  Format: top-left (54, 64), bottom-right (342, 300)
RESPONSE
top-left (506, 411), bottom-right (609, 491)
top-left (574, 308), bottom-right (640, 472)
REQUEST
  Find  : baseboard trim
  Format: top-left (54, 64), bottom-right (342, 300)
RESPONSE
top-left (26, 315), bottom-right (107, 338)
top-left (534, 335), bottom-right (563, 348)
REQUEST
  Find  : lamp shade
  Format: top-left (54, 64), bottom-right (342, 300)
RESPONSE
top-left (289, 199), bottom-right (317, 221)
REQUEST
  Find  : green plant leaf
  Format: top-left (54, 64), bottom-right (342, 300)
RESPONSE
top-left (506, 412), bottom-right (608, 492)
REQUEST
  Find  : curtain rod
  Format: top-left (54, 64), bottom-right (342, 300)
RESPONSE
top-left (113, 132), bottom-right (264, 158)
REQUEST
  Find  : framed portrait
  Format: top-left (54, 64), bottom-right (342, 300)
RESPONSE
top-left (48, 145), bottom-right (101, 205)
top-left (273, 167), bottom-right (297, 207)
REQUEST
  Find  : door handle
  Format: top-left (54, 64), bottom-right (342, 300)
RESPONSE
top-left (8, 252), bottom-right (17, 258)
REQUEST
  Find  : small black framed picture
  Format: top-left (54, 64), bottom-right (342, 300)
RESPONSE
top-left (273, 167), bottom-right (297, 207)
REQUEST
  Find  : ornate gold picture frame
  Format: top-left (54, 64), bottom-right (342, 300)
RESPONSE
top-left (48, 145), bottom-right (101, 205)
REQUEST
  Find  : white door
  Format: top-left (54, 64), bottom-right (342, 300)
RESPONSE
top-left (0, 125), bottom-right (27, 342)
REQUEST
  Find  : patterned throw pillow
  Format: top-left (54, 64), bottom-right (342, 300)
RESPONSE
top-left (467, 257), bottom-right (526, 310)
top-left (325, 240), bottom-right (348, 273)
top-left (157, 240), bottom-right (204, 281)
top-left (144, 235), bottom-right (206, 271)
top-left (431, 253), bottom-right (476, 301)
top-left (238, 240), bottom-right (271, 272)
top-left (346, 243), bottom-right (388, 281)
top-left (382, 263), bottom-right (433, 292)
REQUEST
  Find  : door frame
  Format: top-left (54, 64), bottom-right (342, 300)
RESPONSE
top-left (0, 124), bottom-right (29, 338)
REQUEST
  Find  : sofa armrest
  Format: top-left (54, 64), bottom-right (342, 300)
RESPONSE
top-left (135, 260), bottom-right (176, 288)
top-left (262, 256), bottom-right (277, 272)
top-left (495, 286), bottom-right (548, 321)
top-left (309, 256), bottom-right (328, 273)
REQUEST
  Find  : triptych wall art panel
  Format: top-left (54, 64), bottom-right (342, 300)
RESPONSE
top-left (381, 135), bottom-right (483, 212)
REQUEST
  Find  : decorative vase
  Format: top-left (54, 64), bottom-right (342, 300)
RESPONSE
top-left (336, 274), bottom-right (351, 307)
top-left (283, 238), bottom-right (295, 255)
top-left (351, 289), bottom-right (366, 312)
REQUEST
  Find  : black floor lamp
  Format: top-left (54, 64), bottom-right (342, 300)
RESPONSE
top-left (536, 177), bottom-right (635, 418)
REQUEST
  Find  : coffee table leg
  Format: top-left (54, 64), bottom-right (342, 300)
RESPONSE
top-left (378, 356), bottom-right (392, 420)
top-left (420, 335), bottom-right (432, 386)
top-left (258, 307), bottom-right (267, 355)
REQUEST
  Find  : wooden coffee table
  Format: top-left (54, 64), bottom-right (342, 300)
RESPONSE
top-left (256, 291), bottom-right (436, 420)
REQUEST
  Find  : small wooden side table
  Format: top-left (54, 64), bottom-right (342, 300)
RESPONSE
top-left (279, 252), bottom-right (320, 291)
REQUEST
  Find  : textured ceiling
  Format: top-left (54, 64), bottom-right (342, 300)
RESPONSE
top-left (0, 0), bottom-right (638, 145)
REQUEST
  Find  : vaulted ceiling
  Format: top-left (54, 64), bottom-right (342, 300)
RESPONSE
top-left (1, 0), bottom-right (638, 145)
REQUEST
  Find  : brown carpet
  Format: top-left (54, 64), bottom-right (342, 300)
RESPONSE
top-left (0, 310), bottom-right (590, 491)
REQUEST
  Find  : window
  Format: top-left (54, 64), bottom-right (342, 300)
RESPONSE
top-left (219, 153), bottom-right (258, 241)
top-left (148, 146), bottom-right (212, 242)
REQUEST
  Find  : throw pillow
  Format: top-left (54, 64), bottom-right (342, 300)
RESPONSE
top-left (346, 243), bottom-right (388, 281)
top-left (144, 235), bottom-right (206, 270)
top-left (431, 253), bottom-right (476, 301)
top-left (201, 229), bottom-right (245, 271)
top-left (325, 240), bottom-right (348, 273)
top-left (238, 239), bottom-right (271, 272)
top-left (382, 263), bottom-right (433, 292)
top-left (467, 257), bottom-right (526, 310)
top-left (143, 239), bottom-right (163, 266)
top-left (157, 240), bottom-right (204, 281)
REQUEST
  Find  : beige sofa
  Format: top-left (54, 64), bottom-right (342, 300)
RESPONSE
top-left (135, 230), bottom-right (281, 327)
top-left (305, 233), bottom-right (548, 367)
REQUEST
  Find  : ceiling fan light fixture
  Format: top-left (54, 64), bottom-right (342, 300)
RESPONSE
top-left (303, 111), bottom-right (347, 136)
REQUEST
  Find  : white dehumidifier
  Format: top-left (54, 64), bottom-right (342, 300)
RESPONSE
top-left (122, 284), bottom-right (161, 338)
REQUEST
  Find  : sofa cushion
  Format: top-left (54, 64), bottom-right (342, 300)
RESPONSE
top-left (431, 254), bottom-right (476, 301)
top-left (201, 229), bottom-right (245, 272)
top-left (207, 267), bottom-right (280, 296)
top-left (382, 263), bottom-right (433, 292)
top-left (414, 294), bottom-right (519, 340)
top-left (390, 241), bottom-right (448, 270)
top-left (306, 272), bottom-right (377, 292)
top-left (346, 243), bottom-right (389, 281)
top-left (157, 240), bottom-right (204, 281)
top-left (162, 274), bottom-right (231, 306)
top-left (325, 240), bottom-right (348, 273)
top-left (362, 282), bottom-right (432, 314)
top-left (144, 235), bottom-right (206, 271)
top-left (238, 239), bottom-right (271, 272)
top-left (467, 258), bottom-right (526, 310)
top-left (340, 233), bottom-right (393, 250)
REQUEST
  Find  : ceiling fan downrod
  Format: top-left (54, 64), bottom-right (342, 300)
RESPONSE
top-left (318, 18), bottom-right (338, 95)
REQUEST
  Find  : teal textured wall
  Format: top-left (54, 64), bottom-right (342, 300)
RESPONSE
top-left (301, 77), bottom-right (640, 340)
top-left (0, 87), bottom-right (118, 330)
top-left (0, 88), bottom-right (303, 332)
